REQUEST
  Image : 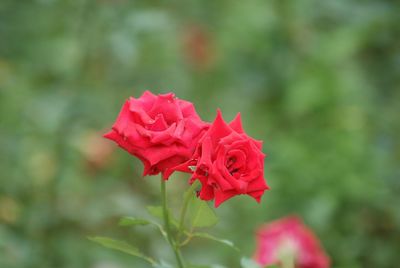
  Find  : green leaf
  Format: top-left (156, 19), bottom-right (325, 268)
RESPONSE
top-left (118, 215), bottom-right (169, 241)
top-left (240, 258), bottom-right (261, 268)
top-left (188, 197), bottom-right (218, 228)
top-left (88, 236), bottom-right (156, 265)
top-left (147, 205), bottom-right (163, 219)
top-left (118, 216), bottom-right (168, 240)
top-left (191, 232), bottom-right (239, 251)
top-left (179, 180), bottom-right (202, 231)
top-left (187, 265), bottom-right (212, 268)
top-left (119, 216), bottom-right (151, 226)
top-left (154, 260), bottom-right (174, 268)
top-left (183, 180), bottom-right (201, 200)
top-left (187, 264), bottom-right (227, 268)
top-left (146, 206), bottom-right (179, 227)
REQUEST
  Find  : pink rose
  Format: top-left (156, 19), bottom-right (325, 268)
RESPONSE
top-left (167, 110), bottom-right (269, 207)
top-left (104, 91), bottom-right (209, 179)
top-left (254, 216), bottom-right (330, 268)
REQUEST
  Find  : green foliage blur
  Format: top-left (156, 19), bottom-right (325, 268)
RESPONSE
top-left (1, 0), bottom-right (399, 267)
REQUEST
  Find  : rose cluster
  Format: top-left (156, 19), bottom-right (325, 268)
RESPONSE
top-left (104, 91), bottom-right (269, 207)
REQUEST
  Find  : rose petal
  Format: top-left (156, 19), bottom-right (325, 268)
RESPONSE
top-left (198, 136), bottom-right (213, 171)
top-left (229, 112), bottom-right (244, 133)
top-left (129, 97), bottom-right (155, 124)
top-left (149, 113), bottom-right (168, 131)
top-left (149, 123), bottom-right (176, 145)
top-left (196, 177), bottom-right (215, 201)
top-left (148, 93), bottom-right (183, 123)
top-left (214, 190), bottom-right (237, 208)
top-left (207, 109), bottom-right (233, 146)
top-left (178, 99), bottom-right (202, 120)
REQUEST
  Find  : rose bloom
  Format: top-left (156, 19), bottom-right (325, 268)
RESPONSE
top-left (254, 216), bottom-right (330, 268)
top-left (166, 110), bottom-right (268, 207)
top-left (104, 91), bottom-right (209, 178)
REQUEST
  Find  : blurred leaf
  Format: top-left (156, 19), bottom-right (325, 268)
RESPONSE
top-left (88, 236), bottom-right (157, 265)
top-left (191, 232), bottom-right (239, 251)
top-left (147, 205), bottom-right (179, 227)
top-left (154, 260), bottom-right (174, 268)
top-left (118, 216), bottom-right (151, 226)
top-left (146, 206), bottom-right (164, 219)
top-left (119, 215), bottom-right (169, 241)
top-left (183, 180), bottom-right (201, 200)
top-left (180, 180), bottom-right (202, 231)
top-left (188, 198), bottom-right (218, 228)
top-left (186, 264), bottom-right (226, 268)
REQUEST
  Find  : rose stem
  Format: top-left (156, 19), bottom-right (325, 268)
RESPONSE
top-left (281, 252), bottom-right (295, 268)
top-left (161, 177), bottom-right (185, 268)
top-left (178, 180), bottom-right (200, 243)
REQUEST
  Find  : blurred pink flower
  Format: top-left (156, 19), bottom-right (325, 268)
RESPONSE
top-left (254, 216), bottom-right (330, 268)
top-left (183, 25), bottom-right (214, 70)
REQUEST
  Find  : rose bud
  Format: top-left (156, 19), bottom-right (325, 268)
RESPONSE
top-left (104, 91), bottom-right (209, 179)
top-left (166, 109), bottom-right (269, 207)
top-left (254, 216), bottom-right (330, 268)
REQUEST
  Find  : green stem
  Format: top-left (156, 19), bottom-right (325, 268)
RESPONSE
top-left (279, 250), bottom-right (295, 268)
top-left (282, 256), bottom-right (295, 268)
top-left (161, 178), bottom-right (185, 268)
top-left (178, 180), bottom-right (200, 243)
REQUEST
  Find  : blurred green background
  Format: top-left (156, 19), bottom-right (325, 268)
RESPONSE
top-left (1, 0), bottom-right (400, 267)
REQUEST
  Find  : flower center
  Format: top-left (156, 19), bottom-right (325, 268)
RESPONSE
top-left (226, 149), bottom-right (246, 176)
top-left (196, 164), bottom-right (209, 177)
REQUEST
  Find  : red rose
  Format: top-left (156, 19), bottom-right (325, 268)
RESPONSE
top-left (167, 110), bottom-right (268, 207)
top-left (104, 91), bottom-right (209, 179)
top-left (254, 216), bottom-right (330, 268)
